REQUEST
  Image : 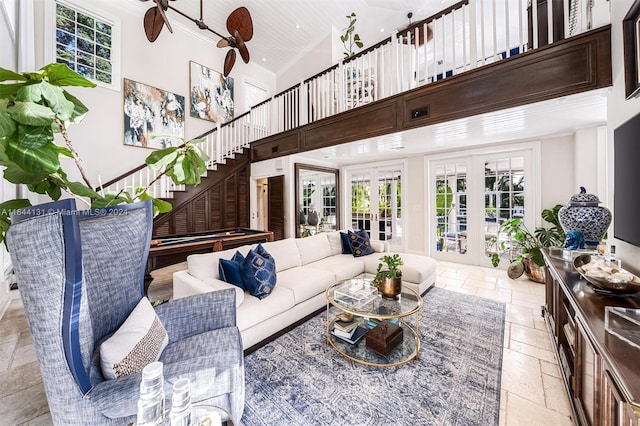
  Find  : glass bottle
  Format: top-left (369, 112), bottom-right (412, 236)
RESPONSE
top-left (169, 378), bottom-right (192, 426)
top-left (136, 362), bottom-right (165, 426)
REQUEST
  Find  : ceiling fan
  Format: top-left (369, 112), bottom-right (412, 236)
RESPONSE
top-left (399, 12), bottom-right (433, 46)
top-left (140, 0), bottom-right (254, 76)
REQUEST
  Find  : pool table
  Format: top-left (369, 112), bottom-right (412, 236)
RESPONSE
top-left (145, 228), bottom-right (274, 294)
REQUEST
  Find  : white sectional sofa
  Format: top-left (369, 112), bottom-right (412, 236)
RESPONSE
top-left (173, 231), bottom-right (437, 350)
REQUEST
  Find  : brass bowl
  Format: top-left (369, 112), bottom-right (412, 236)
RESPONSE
top-left (574, 254), bottom-right (640, 295)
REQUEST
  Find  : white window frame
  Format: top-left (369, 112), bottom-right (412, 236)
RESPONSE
top-left (44, 0), bottom-right (121, 91)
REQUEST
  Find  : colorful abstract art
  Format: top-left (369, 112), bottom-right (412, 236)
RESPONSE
top-left (189, 61), bottom-right (234, 123)
top-left (123, 78), bottom-right (185, 149)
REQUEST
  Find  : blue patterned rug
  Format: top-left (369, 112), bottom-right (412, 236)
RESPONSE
top-left (241, 287), bottom-right (505, 426)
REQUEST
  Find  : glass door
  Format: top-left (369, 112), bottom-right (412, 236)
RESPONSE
top-left (429, 148), bottom-right (535, 267)
top-left (347, 164), bottom-right (404, 251)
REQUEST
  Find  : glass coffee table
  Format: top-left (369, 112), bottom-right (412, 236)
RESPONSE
top-left (325, 277), bottom-right (423, 367)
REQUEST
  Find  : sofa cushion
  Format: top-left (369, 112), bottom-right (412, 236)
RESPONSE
top-left (340, 232), bottom-right (353, 254)
top-left (306, 255), bottom-right (365, 281)
top-left (187, 248), bottom-right (238, 281)
top-left (99, 298), bottom-right (168, 380)
top-left (260, 238), bottom-right (301, 272)
top-left (276, 266), bottom-right (337, 304)
top-left (348, 229), bottom-right (374, 257)
top-left (218, 251), bottom-right (246, 289)
top-left (326, 231), bottom-right (343, 256)
top-left (295, 233), bottom-right (333, 265)
top-left (236, 286), bottom-right (296, 332)
top-left (200, 278), bottom-right (245, 307)
top-left (241, 245), bottom-right (277, 299)
top-left (363, 252), bottom-right (437, 285)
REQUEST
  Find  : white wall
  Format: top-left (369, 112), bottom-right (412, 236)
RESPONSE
top-left (276, 33), bottom-right (334, 93)
top-left (0, 0), bottom-right (18, 318)
top-left (606, 0), bottom-right (640, 273)
top-left (540, 134), bottom-right (575, 210)
top-left (30, 0), bottom-right (276, 187)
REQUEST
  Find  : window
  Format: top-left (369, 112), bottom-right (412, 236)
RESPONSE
top-left (48, 1), bottom-right (120, 89)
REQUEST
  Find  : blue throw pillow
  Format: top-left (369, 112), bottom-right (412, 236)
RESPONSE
top-left (241, 244), bottom-right (277, 299)
top-left (347, 229), bottom-right (374, 257)
top-left (340, 232), bottom-right (352, 254)
top-left (218, 251), bottom-right (245, 289)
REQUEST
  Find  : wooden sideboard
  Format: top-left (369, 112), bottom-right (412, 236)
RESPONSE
top-left (543, 250), bottom-right (640, 425)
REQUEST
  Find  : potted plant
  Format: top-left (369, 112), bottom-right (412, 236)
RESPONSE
top-left (487, 205), bottom-right (564, 283)
top-left (373, 254), bottom-right (403, 299)
top-left (0, 63), bottom-right (208, 243)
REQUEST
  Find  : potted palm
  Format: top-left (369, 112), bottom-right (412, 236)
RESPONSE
top-left (373, 254), bottom-right (404, 299)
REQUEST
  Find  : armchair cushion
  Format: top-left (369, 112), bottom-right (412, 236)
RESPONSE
top-left (99, 298), bottom-right (168, 380)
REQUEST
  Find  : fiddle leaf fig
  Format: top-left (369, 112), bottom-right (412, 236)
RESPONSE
top-left (0, 68), bottom-right (27, 82)
top-left (42, 63), bottom-right (97, 88)
top-left (7, 101), bottom-right (56, 127)
top-left (5, 138), bottom-right (60, 174)
top-left (0, 100), bottom-right (16, 138)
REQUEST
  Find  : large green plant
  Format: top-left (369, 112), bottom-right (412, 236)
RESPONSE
top-left (0, 63), bottom-right (208, 243)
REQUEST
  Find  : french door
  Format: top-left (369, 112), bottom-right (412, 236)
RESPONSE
top-left (428, 147), bottom-right (537, 267)
top-left (346, 163), bottom-right (404, 251)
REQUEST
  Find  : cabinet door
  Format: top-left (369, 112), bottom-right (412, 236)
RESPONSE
top-left (575, 318), bottom-right (601, 425)
top-left (602, 368), bottom-right (638, 426)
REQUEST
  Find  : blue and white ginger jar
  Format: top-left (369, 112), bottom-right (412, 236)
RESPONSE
top-left (558, 187), bottom-right (611, 249)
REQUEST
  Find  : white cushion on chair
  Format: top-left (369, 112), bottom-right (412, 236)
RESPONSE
top-left (99, 297), bottom-right (169, 380)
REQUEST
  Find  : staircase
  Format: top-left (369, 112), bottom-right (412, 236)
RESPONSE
top-left (98, 0), bottom-right (609, 234)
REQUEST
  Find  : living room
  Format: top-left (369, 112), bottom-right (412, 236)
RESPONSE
top-left (1, 0), bottom-right (639, 424)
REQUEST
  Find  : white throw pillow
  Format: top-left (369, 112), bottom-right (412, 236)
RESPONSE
top-left (99, 298), bottom-right (169, 380)
top-left (370, 240), bottom-right (386, 253)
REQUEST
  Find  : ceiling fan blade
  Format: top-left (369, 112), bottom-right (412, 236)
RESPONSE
top-left (234, 31), bottom-right (250, 64)
top-left (226, 7), bottom-right (253, 42)
top-left (217, 38), bottom-right (230, 48)
top-left (223, 49), bottom-right (236, 77)
top-left (153, 0), bottom-right (173, 33)
top-left (143, 7), bottom-right (165, 42)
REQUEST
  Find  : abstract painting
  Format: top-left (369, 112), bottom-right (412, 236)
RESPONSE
top-left (189, 61), bottom-right (234, 123)
top-left (123, 78), bottom-right (185, 149)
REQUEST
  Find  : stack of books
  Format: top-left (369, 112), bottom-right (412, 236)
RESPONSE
top-left (331, 319), bottom-right (368, 344)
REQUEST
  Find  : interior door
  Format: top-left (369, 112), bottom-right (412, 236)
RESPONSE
top-left (267, 175), bottom-right (285, 240)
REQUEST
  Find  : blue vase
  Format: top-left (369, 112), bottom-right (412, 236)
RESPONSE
top-left (558, 187), bottom-right (611, 249)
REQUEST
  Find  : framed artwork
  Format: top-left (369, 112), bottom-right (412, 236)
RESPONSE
top-left (623, 0), bottom-right (640, 99)
top-left (189, 61), bottom-right (234, 123)
top-left (123, 78), bottom-right (185, 149)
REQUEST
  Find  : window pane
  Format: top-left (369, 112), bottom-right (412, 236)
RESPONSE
top-left (55, 1), bottom-right (114, 86)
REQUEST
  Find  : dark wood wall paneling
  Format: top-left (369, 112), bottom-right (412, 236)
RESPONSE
top-left (152, 150), bottom-right (252, 236)
top-left (250, 26), bottom-right (612, 163)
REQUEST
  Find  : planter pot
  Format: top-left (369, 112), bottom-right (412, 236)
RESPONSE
top-left (378, 276), bottom-right (402, 299)
top-left (522, 258), bottom-right (546, 284)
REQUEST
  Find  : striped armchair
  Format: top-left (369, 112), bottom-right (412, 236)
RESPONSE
top-left (7, 199), bottom-right (244, 425)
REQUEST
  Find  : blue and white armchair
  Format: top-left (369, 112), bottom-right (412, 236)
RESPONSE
top-left (7, 199), bottom-right (244, 424)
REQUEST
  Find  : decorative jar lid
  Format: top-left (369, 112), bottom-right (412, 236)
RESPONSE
top-left (568, 187), bottom-right (601, 206)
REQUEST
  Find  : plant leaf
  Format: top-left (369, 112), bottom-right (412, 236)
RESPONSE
top-left (42, 63), bottom-right (96, 88)
top-left (67, 181), bottom-right (100, 199)
top-left (0, 83), bottom-right (27, 98)
top-left (0, 101), bottom-right (16, 138)
top-left (17, 124), bottom-right (54, 148)
top-left (2, 163), bottom-right (49, 185)
top-left (39, 81), bottom-right (75, 121)
top-left (6, 139), bottom-right (60, 174)
top-left (0, 68), bottom-right (27, 82)
top-left (14, 83), bottom-right (42, 103)
top-left (7, 101), bottom-right (56, 127)
top-left (145, 146), bottom-right (179, 170)
top-left (62, 90), bottom-right (90, 124)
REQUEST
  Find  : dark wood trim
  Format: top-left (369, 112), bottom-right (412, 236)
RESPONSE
top-left (251, 26), bottom-right (612, 163)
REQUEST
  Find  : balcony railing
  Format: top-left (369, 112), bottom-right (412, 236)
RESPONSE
top-left (101, 0), bottom-right (608, 199)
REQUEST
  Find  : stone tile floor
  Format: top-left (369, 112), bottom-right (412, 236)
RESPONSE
top-left (0, 261), bottom-right (573, 425)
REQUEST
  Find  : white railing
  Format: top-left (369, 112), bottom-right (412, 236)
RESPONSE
top-left (102, 0), bottom-right (607, 200)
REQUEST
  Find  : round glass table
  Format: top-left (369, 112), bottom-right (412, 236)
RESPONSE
top-left (325, 277), bottom-right (423, 367)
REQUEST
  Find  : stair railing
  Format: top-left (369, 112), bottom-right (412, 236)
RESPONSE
top-left (102, 0), bottom-right (607, 201)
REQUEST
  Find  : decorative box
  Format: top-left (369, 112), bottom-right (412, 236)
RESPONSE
top-left (334, 279), bottom-right (377, 309)
top-left (366, 320), bottom-right (403, 357)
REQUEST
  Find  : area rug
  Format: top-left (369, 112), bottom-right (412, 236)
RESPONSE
top-left (241, 287), bottom-right (505, 426)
